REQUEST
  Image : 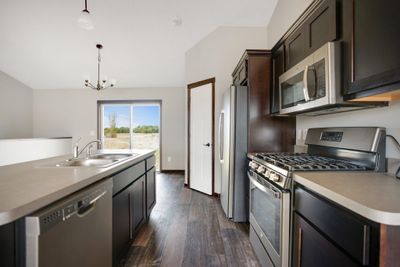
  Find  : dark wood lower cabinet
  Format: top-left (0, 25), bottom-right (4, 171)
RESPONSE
top-left (146, 167), bottom-right (156, 217)
top-left (0, 222), bottom-right (16, 267)
top-left (293, 213), bottom-right (358, 267)
top-left (131, 175), bottom-right (145, 233)
top-left (113, 174), bottom-right (146, 266)
top-left (112, 160), bottom-right (156, 267)
top-left (112, 185), bottom-right (132, 267)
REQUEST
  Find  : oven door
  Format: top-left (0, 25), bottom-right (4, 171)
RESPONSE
top-left (248, 170), bottom-right (290, 267)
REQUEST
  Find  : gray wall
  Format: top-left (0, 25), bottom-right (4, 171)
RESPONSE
top-left (33, 87), bottom-right (185, 170)
top-left (267, 0), bottom-right (400, 159)
top-left (0, 70), bottom-right (33, 138)
top-left (185, 26), bottom-right (268, 193)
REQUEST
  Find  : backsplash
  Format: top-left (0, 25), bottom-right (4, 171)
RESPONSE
top-left (296, 99), bottom-right (400, 159)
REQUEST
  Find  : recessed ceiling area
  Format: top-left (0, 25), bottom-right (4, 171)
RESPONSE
top-left (0, 0), bottom-right (277, 89)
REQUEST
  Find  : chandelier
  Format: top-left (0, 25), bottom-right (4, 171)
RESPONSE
top-left (85, 44), bottom-right (116, 91)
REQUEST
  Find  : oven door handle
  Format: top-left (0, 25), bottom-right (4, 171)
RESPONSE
top-left (248, 171), bottom-right (281, 199)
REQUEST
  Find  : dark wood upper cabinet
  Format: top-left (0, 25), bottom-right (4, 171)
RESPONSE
top-left (344, 0), bottom-right (400, 98)
top-left (285, 25), bottom-right (308, 69)
top-left (232, 50), bottom-right (296, 153)
top-left (285, 0), bottom-right (337, 69)
top-left (271, 44), bottom-right (285, 114)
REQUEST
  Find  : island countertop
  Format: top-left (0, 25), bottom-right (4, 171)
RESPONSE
top-left (0, 149), bottom-right (155, 226)
top-left (294, 171), bottom-right (400, 226)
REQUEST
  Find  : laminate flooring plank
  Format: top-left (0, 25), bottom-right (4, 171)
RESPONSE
top-left (123, 173), bottom-right (259, 267)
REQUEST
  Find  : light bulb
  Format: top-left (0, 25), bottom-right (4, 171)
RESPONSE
top-left (77, 10), bottom-right (94, 30)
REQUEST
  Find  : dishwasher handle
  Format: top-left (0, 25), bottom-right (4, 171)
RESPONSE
top-left (77, 190), bottom-right (107, 218)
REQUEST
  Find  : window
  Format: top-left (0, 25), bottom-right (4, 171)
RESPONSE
top-left (99, 101), bottom-right (161, 170)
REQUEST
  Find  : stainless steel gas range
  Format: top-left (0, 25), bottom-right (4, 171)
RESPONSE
top-left (247, 127), bottom-right (386, 267)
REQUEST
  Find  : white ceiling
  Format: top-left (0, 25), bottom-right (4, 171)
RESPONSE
top-left (0, 0), bottom-right (277, 89)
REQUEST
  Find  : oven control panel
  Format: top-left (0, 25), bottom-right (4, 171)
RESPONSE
top-left (320, 131), bottom-right (343, 142)
top-left (248, 160), bottom-right (287, 189)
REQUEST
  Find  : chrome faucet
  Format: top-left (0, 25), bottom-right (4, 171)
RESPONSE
top-left (73, 139), bottom-right (102, 158)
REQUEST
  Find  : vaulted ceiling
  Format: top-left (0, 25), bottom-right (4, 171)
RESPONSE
top-left (0, 0), bottom-right (277, 89)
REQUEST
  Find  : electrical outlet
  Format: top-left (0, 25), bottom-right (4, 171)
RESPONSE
top-left (167, 157), bottom-right (172, 162)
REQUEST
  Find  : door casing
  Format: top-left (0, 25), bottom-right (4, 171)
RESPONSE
top-left (187, 78), bottom-right (215, 195)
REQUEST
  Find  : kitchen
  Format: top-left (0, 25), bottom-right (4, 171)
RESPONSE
top-left (1, 0), bottom-right (400, 266)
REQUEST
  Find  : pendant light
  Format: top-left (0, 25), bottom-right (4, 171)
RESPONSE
top-left (85, 44), bottom-right (116, 90)
top-left (77, 0), bottom-right (94, 30)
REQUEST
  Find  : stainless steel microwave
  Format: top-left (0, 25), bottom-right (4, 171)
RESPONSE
top-left (278, 42), bottom-right (385, 116)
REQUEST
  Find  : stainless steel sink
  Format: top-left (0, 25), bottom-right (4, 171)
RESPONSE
top-left (54, 153), bottom-right (139, 168)
top-left (55, 158), bottom-right (119, 167)
top-left (89, 153), bottom-right (138, 161)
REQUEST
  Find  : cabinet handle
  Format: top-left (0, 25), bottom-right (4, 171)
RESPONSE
top-left (142, 180), bottom-right (145, 218)
top-left (297, 227), bottom-right (303, 267)
top-left (362, 225), bottom-right (370, 265)
top-left (129, 192), bottom-right (133, 239)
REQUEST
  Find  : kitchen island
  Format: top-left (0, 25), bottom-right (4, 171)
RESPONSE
top-left (0, 149), bottom-right (156, 267)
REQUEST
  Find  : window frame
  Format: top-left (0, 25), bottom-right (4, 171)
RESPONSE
top-left (97, 100), bottom-right (162, 171)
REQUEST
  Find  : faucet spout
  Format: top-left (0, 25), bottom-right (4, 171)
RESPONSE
top-left (74, 140), bottom-right (102, 158)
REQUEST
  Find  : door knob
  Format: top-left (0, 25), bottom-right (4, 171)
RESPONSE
top-left (203, 143), bottom-right (211, 147)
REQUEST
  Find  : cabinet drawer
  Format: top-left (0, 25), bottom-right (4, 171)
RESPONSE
top-left (113, 161), bottom-right (146, 195)
top-left (294, 186), bottom-right (372, 265)
top-left (146, 156), bottom-right (155, 170)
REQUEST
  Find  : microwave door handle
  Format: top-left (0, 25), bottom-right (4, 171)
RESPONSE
top-left (303, 65), bottom-right (310, 102)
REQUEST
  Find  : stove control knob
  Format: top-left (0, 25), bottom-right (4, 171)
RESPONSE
top-left (257, 166), bottom-right (265, 173)
top-left (264, 169), bottom-right (271, 177)
top-left (250, 162), bottom-right (258, 170)
top-left (270, 173), bottom-right (281, 182)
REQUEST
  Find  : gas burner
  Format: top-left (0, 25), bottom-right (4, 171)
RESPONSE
top-left (255, 152), bottom-right (366, 172)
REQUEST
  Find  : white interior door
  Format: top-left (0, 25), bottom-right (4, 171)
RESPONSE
top-left (190, 83), bottom-right (213, 195)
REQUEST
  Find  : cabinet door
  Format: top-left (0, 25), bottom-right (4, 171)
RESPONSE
top-left (285, 25), bottom-right (308, 68)
top-left (146, 167), bottom-right (156, 217)
top-left (306, 0), bottom-right (337, 54)
top-left (131, 175), bottom-right (145, 233)
top-left (285, 0), bottom-right (337, 69)
top-left (112, 188), bottom-right (131, 266)
top-left (347, 0), bottom-right (400, 95)
top-left (292, 213), bottom-right (358, 267)
top-left (0, 223), bottom-right (15, 267)
top-left (271, 44), bottom-right (285, 114)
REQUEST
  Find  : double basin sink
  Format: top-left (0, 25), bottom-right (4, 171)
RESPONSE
top-left (55, 153), bottom-right (139, 168)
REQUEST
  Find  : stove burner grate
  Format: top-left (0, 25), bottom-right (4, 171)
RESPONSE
top-left (255, 153), bottom-right (366, 171)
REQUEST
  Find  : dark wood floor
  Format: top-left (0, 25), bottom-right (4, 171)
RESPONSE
top-left (122, 173), bottom-right (260, 267)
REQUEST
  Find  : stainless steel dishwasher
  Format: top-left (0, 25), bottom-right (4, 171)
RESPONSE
top-left (25, 178), bottom-right (113, 267)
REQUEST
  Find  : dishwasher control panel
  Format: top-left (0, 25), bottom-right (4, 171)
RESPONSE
top-left (27, 181), bottom-right (111, 234)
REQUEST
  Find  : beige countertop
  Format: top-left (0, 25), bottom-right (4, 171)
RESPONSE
top-left (0, 149), bottom-right (155, 226)
top-left (294, 171), bottom-right (400, 226)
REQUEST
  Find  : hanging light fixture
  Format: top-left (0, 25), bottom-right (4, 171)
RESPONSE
top-left (77, 0), bottom-right (94, 30)
top-left (85, 44), bottom-right (116, 91)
